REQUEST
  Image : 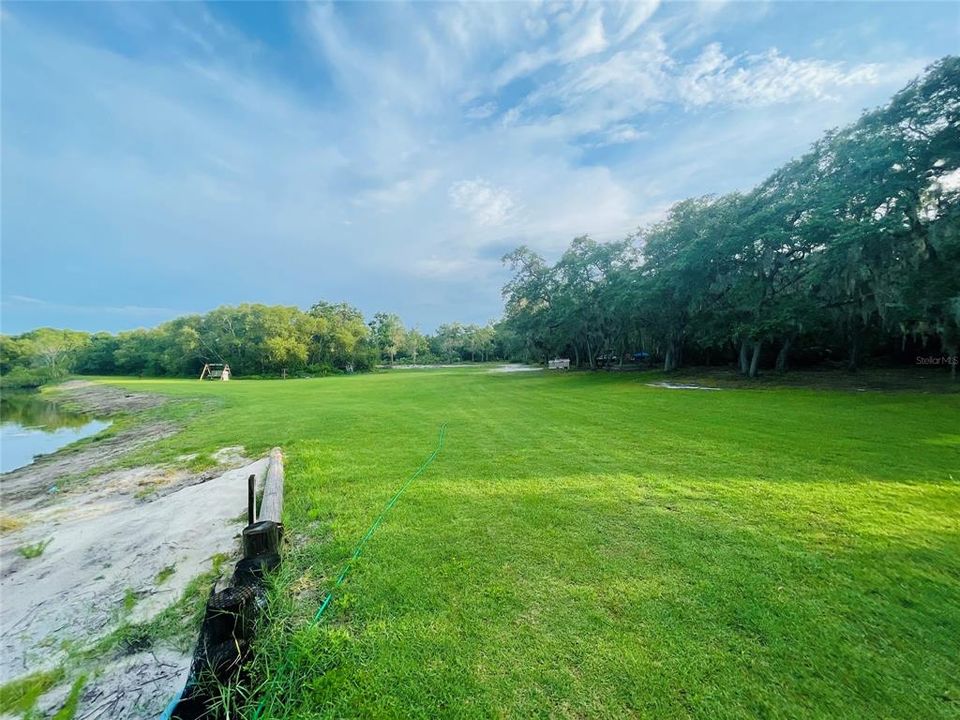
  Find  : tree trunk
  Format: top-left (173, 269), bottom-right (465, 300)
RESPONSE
top-left (664, 337), bottom-right (679, 372)
top-left (775, 337), bottom-right (791, 373)
top-left (738, 339), bottom-right (749, 375)
top-left (586, 337), bottom-right (595, 370)
top-left (573, 345), bottom-right (580, 368)
top-left (748, 340), bottom-right (762, 378)
top-left (946, 342), bottom-right (958, 382)
top-left (847, 336), bottom-right (859, 372)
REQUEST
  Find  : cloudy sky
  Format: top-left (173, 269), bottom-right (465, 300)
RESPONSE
top-left (1, 1), bottom-right (956, 334)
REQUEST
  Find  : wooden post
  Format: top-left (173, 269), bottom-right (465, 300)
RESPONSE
top-left (259, 447), bottom-right (284, 525)
top-left (242, 521), bottom-right (281, 559)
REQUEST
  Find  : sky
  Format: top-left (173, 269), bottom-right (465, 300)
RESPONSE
top-left (1, 1), bottom-right (957, 335)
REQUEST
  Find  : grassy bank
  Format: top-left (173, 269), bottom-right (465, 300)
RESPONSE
top-left (94, 368), bottom-right (958, 719)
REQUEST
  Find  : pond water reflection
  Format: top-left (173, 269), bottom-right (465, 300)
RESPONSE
top-left (0, 392), bottom-right (110, 473)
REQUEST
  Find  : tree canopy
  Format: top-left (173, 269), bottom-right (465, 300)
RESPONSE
top-left (1, 302), bottom-right (503, 387)
top-left (499, 57), bottom-right (960, 379)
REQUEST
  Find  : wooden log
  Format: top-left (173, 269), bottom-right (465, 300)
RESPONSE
top-left (259, 447), bottom-right (284, 524)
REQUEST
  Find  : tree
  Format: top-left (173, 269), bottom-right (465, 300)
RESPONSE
top-left (370, 313), bottom-right (406, 363)
top-left (497, 59), bottom-right (959, 379)
top-left (404, 328), bottom-right (429, 363)
top-left (308, 301), bottom-right (375, 370)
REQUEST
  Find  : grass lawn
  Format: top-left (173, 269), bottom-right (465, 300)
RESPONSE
top-left (96, 368), bottom-right (959, 719)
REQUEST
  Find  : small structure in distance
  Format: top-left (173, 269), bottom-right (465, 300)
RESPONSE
top-left (199, 363), bottom-right (231, 381)
top-left (548, 358), bottom-right (570, 370)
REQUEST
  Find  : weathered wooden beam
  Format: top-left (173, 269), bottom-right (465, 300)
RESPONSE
top-left (258, 447), bottom-right (284, 525)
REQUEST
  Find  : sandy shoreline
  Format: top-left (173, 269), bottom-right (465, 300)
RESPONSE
top-left (0, 381), bottom-right (262, 718)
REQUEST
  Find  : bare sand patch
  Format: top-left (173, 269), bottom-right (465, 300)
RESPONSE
top-left (0, 381), bottom-right (266, 719)
top-left (489, 364), bottom-right (543, 373)
top-left (646, 382), bottom-right (722, 391)
top-left (0, 382), bottom-right (177, 506)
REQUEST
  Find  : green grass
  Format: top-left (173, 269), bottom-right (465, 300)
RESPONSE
top-left (88, 369), bottom-right (959, 719)
top-left (0, 668), bottom-right (63, 715)
top-left (17, 539), bottom-right (51, 559)
top-left (155, 564), bottom-right (177, 584)
top-left (122, 588), bottom-right (139, 613)
top-left (51, 675), bottom-right (86, 720)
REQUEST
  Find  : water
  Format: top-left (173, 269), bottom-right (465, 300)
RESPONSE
top-left (0, 392), bottom-right (111, 473)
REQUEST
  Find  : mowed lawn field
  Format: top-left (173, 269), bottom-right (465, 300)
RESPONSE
top-left (101, 368), bottom-right (959, 719)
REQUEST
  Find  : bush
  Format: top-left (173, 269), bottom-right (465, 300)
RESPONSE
top-left (0, 366), bottom-right (62, 389)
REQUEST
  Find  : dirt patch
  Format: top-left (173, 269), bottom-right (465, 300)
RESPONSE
top-left (656, 367), bottom-right (960, 393)
top-left (0, 381), bottom-right (268, 719)
top-left (0, 382), bottom-right (178, 506)
top-left (35, 649), bottom-right (191, 720)
top-left (489, 364), bottom-right (543, 373)
top-left (55, 380), bottom-right (169, 415)
top-left (0, 458), bottom-right (268, 711)
top-left (211, 445), bottom-right (247, 466)
top-left (646, 382), bottom-right (722, 391)
top-left (0, 424), bottom-right (178, 506)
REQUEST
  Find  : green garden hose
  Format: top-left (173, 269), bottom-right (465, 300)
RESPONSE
top-left (251, 422), bottom-right (447, 719)
top-left (313, 422), bottom-right (447, 621)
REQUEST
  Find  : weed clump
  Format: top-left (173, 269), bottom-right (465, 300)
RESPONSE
top-left (18, 539), bottom-right (52, 559)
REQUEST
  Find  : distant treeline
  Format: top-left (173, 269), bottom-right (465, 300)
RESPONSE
top-left (2, 59), bottom-right (957, 386)
top-left (0, 303), bottom-right (503, 387)
top-left (498, 57), bottom-right (960, 379)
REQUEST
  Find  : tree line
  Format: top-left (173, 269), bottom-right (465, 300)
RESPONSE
top-left (498, 58), bottom-right (959, 379)
top-left (2, 58), bottom-right (957, 386)
top-left (0, 303), bottom-right (503, 388)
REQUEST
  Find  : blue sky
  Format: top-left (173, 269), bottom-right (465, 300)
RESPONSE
top-left (1, 1), bottom-right (956, 335)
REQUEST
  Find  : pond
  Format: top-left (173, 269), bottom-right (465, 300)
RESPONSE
top-left (0, 392), bottom-right (111, 473)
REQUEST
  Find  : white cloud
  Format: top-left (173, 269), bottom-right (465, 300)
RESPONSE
top-left (464, 101), bottom-right (498, 120)
top-left (491, 6), bottom-right (619, 90)
top-left (3, 295), bottom-right (178, 317)
top-left (592, 124), bottom-right (649, 146)
top-left (2, 0), bottom-right (942, 334)
top-left (449, 179), bottom-right (517, 227)
top-left (503, 36), bottom-right (907, 144)
top-left (413, 256), bottom-right (472, 279)
top-left (356, 170), bottom-right (442, 210)
top-left (676, 43), bottom-right (884, 107)
top-left (610, 0), bottom-right (662, 44)
top-left (524, 15), bottom-right (549, 39)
